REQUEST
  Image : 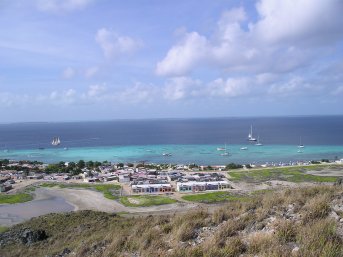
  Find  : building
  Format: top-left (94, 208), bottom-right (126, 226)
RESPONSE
top-left (131, 183), bottom-right (173, 194)
top-left (176, 181), bottom-right (231, 192)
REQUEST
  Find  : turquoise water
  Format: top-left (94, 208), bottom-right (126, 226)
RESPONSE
top-left (1, 144), bottom-right (343, 165)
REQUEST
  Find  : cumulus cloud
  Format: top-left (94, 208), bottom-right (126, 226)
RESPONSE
top-left (163, 77), bottom-right (202, 100)
top-left (95, 28), bottom-right (142, 59)
top-left (35, 0), bottom-right (94, 12)
top-left (207, 78), bottom-right (251, 97)
top-left (156, 0), bottom-right (343, 76)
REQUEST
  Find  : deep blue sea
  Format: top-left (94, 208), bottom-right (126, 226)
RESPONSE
top-left (0, 116), bottom-right (343, 165)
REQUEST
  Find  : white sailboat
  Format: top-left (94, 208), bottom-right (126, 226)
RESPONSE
top-left (255, 136), bottom-right (263, 146)
top-left (248, 125), bottom-right (257, 141)
top-left (51, 137), bottom-right (61, 146)
top-left (298, 137), bottom-right (304, 148)
top-left (220, 143), bottom-right (229, 156)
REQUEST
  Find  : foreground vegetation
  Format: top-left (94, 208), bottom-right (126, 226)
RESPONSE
top-left (40, 182), bottom-right (121, 200)
top-left (229, 165), bottom-right (338, 183)
top-left (120, 195), bottom-right (177, 207)
top-left (0, 193), bottom-right (33, 204)
top-left (1, 185), bottom-right (343, 257)
top-left (182, 191), bottom-right (249, 203)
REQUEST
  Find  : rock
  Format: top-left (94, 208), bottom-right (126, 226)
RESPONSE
top-left (0, 228), bottom-right (48, 246)
top-left (20, 229), bottom-right (48, 245)
top-left (329, 211), bottom-right (340, 221)
top-left (340, 218), bottom-right (343, 223)
top-left (292, 246), bottom-right (300, 255)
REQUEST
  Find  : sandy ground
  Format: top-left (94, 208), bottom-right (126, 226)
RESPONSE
top-left (37, 187), bottom-right (199, 214)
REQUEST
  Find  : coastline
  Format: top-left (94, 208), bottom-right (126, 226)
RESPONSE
top-left (1, 144), bottom-right (343, 165)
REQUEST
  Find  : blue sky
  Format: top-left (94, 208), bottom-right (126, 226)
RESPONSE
top-left (1, 0), bottom-right (343, 122)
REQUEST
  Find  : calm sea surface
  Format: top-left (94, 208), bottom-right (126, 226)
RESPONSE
top-left (0, 116), bottom-right (343, 164)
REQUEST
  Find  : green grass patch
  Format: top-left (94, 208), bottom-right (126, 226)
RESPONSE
top-left (39, 182), bottom-right (121, 200)
top-left (0, 226), bottom-right (9, 233)
top-left (229, 166), bottom-right (338, 183)
top-left (119, 195), bottom-right (177, 207)
top-left (0, 193), bottom-right (33, 204)
top-left (181, 191), bottom-right (250, 203)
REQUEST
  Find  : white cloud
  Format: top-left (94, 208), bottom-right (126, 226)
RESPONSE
top-left (95, 28), bottom-right (142, 59)
top-left (267, 77), bottom-right (322, 96)
top-left (85, 66), bottom-right (99, 78)
top-left (207, 78), bottom-right (250, 97)
top-left (62, 67), bottom-right (75, 79)
top-left (119, 83), bottom-right (157, 103)
top-left (156, 32), bottom-right (209, 76)
top-left (163, 77), bottom-right (202, 101)
top-left (35, 0), bottom-right (94, 12)
top-left (156, 0), bottom-right (343, 77)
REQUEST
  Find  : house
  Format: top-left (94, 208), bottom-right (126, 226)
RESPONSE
top-left (131, 183), bottom-right (173, 194)
top-left (118, 174), bottom-right (130, 183)
top-left (176, 181), bottom-right (231, 192)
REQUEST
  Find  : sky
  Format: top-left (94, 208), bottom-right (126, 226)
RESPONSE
top-left (1, 0), bottom-right (343, 122)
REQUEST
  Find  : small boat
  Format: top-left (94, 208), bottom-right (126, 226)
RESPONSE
top-left (248, 125), bottom-right (257, 141)
top-left (220, 143), bottom-right (229, 156)
top-left (240, 147), bottom-right (248, 150)
top-left (51, 137), bottom-right (61, 146)
top-left (298, 137), bottom-right (304, 148)
top-left (217, 147), bottom-right (225, 151)
top-left (255, 136), bottom-right (263, 146)
top-left (162, 153), bottom-right (172, 156)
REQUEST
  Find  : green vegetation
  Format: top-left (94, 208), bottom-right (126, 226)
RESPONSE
top-left (0, 193), bottom-right (33, 204)
top-left (119, 195), bottom-right (177, 207)
top-left (182, 191), bottom-right (249, 203)
top-left (0, 186), bottom-right (343, 257)
top-left (0, 226), bottom-right (9, 233)
top-left (229, 165), bottom-right (338, 183)
top-left (40, 182), bottom-right (121, 200)
top-left (225, 163), bottom-right (243, 170)
top-left (1, 185), bottom-right (343, 257)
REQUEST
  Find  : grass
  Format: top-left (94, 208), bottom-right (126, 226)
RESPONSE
top-left (1, 185), bottom-right (343, 257)
top-left (229, 165), bottom-right (338, 183)
top-left (119, 195), bottom-right (177, 207)
top-left (40, 182), bottom-right (121, 200)
top-left (0, 226), bottom-right (9, 233)
top-left (181, 191), bottom-right (250, 203)
top-left (0, 193), bottom-right (33, 204)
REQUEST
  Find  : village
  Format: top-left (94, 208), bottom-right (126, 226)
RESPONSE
top-left (1, 158), bottom-right (343, 195)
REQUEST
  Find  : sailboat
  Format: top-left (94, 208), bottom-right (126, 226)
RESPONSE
top-left (298, 137), bottom-right (304, 148)
top-left (240, 146), bottom-right (248, 150)
top-left (255, 136), bottom-right (263, 146)
top-left (248, 125), bottom-right (257, 141)
top-left (51, 137), bottom-right (61, 146)
top-left (220, 143), bottom-right (229, 156)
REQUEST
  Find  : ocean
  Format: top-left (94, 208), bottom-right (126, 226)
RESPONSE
top-left (0, 116), bottom-right (343, 165)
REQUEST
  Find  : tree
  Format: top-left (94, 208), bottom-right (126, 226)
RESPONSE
top-left (78, 160), bottom-right (85, 169)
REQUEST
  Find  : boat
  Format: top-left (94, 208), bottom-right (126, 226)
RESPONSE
top-left (240, 147), bottom-right (248, 150)
top-left (255, 136), bottom-right (263, 146)
top-left (298, 137), bottom-right (304, 148)
top-left (220, 143), bottom-right (229, 156)
top-left (51, 137), bottom-right (61, 146)
top-left (248, 125), bottom-right (257, 141)
top-left (162, 153), bottom-right (172, 157)
top-left (217, 147), bottom-right (225, 151)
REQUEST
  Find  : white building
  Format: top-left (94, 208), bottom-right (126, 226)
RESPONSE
top-left (131, 183), bottom-right (173, 194)
top-left (176, 181), bottom-right (230, 192)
